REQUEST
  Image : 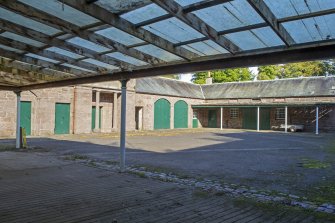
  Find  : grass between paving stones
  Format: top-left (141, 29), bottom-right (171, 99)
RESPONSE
top-left (232, 196), bottom-right (335, 222)
top-left (300, 158), bottom-right (332, 169)
top-left (0, 144), bottom-right (16, 152)
top-left (132, 164), bottom-right (193, 180)
top-left (304, 181), bottom-right (335, 205)
top-left (63, 153), bottom-right (89, 161)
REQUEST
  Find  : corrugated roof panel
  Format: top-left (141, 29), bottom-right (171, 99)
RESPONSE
top-left (0, 8), bottom-right (60, 35)
top-left (183, 40), bottom-right (229, 56)
top-left (121, 3), bottom-right (167, 24)
top-left (0, 44), bottom-right (24, 54)
top-left (67, 37), bottom-right (110, 53)
top-left (18, 0), bottom-right (100, 27)
top-left (62, 63), bottom-right (95, 73)
top-left (0, 32), bottom-right (45, 48)
top-left (283, 14), bottom-right (335, 43)
top-left (174, 0), bottom-right (203, 7)
top-left (82, 58), bottom-right (119, 70)
top-left (135, 44), bottom-right (184, 62)
top-left (46, 47), bottom-right (84, 59)
top-left (224, 27), bottom-right (284, 50)
top-left (96, 0), bottom-right (151, 14)
top-left (95, 27), bottom-right (145, 46)
top-left (25, 53), bottom-right (59, 63)
top-left (265, 0), bottom-right (335, 19)
top-left (193, 0), bottom-right (264, 32)
top-left (106, 52), bottom-right (148, 66)
top-left (143, 17), bottom-right (204, 44)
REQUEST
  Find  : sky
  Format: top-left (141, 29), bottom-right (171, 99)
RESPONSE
top-left (179, 67), bottom-right (259, 83)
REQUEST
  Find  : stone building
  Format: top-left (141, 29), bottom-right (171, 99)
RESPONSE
top-left (0, 76), bottom-right (334, 137)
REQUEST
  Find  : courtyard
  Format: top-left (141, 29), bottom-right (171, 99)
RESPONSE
top-left (1, 129), bottom-right (335, 222)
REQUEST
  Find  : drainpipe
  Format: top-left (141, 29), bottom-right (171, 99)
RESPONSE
top-left (15, 91), bottom-right (21, 149)
top-left (220, 107), bottom-right (223, 130)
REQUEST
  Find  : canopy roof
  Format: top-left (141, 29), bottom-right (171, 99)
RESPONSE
top-left (0, 0), bottom-right (334, 91)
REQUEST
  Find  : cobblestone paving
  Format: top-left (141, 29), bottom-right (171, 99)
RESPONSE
top-left (0, 152), bottom-right (334, 223)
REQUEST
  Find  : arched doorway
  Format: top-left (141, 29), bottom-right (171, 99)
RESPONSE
top-left (154, 98), bottom-right (170, 129)
top-left (174, 100), bottom-right (188, 128)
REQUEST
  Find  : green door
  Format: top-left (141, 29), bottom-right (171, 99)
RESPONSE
top-left (20, 101), bottom-right (31, 136)
top-left (55, 103), bottom-right (70, 134)
top-left (174, 100), bottom-right (188, 128)
top-left (208, 110), bottom-right (217, 128)
top-left (242, 108), bottom-right (257, 130)
top-left (192, 119), bottom-right (198, 128)
top-left (91, 106), bottom-right (102, 130)
top-left (154, 99), bottom-right (170, 129)
top-left (260, 108), bottom-right (271, 130)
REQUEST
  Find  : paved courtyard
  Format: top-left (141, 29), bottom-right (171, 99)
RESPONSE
top-left (0, 129), bottom-right (335, 222)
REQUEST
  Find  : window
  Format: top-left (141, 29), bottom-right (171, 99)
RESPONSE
top-left (276, 108), bottom-right (285, 120)
top-left (230, 108), bottom-right (239, 119)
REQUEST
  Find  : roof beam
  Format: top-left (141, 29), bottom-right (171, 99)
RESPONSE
top-left (18, 42), bottom-right (335, 91)
top-left (247, 0), bottom-right (295, 46)
top-left (0, 1), bottom-right (159, 67)
top-left (183, 0), bottom-right (233, 13)
top-left (0, 49), bottom-right (91, 78)
top-left (0, 19), bottom-right (130, 72)
top-left (151, 0), bottom-right (241, 54)
top-left (60, 0), bottom-right (199, 60)
top-left (278, 8), bottom-right (335, 23)
top-left (0, 36), bottom-right (114, 74)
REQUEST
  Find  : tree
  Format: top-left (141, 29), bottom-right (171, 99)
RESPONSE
top-left (192, 68), bottom-right (252, 84)
top-left (258, 65), bottom-right (282, 80)
top-left (160, 74), bottom-right (180, 80)
top-left (257, 61), bottom-right (329, 80)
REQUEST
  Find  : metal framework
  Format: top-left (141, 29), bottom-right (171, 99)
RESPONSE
top-left (0, 0), bottom-right (333, 91)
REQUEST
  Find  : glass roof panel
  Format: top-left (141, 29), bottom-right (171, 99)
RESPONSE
top-left (96, 27), bottom-right (145, 46)
top-left (0, 8), bottom-right (60, 35)
top-left (193, 0), bottom-right (264, 32)
top-left (283, 14), bottom-right (335, 43)
top-left (82, 58), bottom-right (119, 70)
top-left (62, 63), bottom-right (95, 73)
top-left (225, 27), bottom-right (284, 50)
top-left (182, 40), bottom-right (229, 56)
top-left (0, 32), bottom-right (45, 48)
top-left (46, 47), bottom-right (84, 59)
top-left (106, 52), bottom-right (148, 66)
top-left (121, 3), bottom-right (167, 24)
top-left (174, 0), bottom-right (203, 7)
top-left (143, 17), bottom-right (204, 43)
top-left (18, 0), bottom-right (100, 27)
top-left (25, 53), bottom-right (59, 63)
top-left (0, 44), bottom-right (24, 54)
top-left (264, 0), bottom-right (335, 19)
top-left (135, 44), bottom-right (183, 62)
top-left (67, 37), bottom-right (110, 53)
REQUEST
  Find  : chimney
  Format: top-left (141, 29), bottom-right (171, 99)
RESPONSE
top-left (206, 71), bottom-right (213, 84)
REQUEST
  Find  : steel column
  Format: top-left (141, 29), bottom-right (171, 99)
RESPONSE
top-left (120, 79), bottom-right (128, 172)
top-left (94, 90), bottom-right (100, 131)
top-left (285, 106), bottom-right (288, 133)
top-left (316, 106), bottom-right (319, 135)
top-left (15, 91), bottom-right (21, 149)
top-left (220, 107), bottom-right (223, 130)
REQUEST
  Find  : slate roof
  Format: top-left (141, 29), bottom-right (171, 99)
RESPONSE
top-left (136, 76), bottom-right (335, 99)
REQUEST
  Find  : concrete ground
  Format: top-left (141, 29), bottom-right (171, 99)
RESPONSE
top-left (13, 129), bottom-right (335, 201)
top-left (0, 128), bottom-right (335, 221)
top-left (0, 150), bottom-right (334, 223)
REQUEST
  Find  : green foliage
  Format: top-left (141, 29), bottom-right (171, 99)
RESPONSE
top-left (160, 74), bottom-right (180, 80)
top-left (258, 60), bottom-right (333, 80)
top-left (192, 68), bottom-right (253, 84)
top-left (301, 158), bottom-right (331, 169)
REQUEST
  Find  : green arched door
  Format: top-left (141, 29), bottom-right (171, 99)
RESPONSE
top-left (154, 99), bottom-right (170, 129)
top-left (174, 100), bottom-right (188, 128)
